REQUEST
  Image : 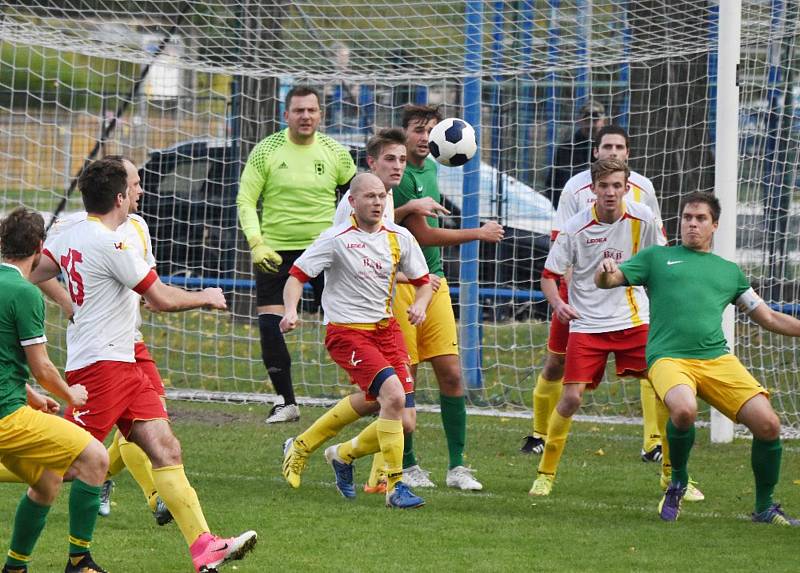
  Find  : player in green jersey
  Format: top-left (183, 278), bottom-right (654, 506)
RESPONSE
top-left (596, 191), bottom-right (800, 525)
top-left (237, 85), bottom-right (357, 424)
top-left (0, 207), bottom-right (110, 573)
top-left (389, 105), bottom-right (504, 491)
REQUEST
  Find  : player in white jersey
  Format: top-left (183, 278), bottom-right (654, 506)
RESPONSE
top-left (529, 158), bottom-right (666, 497)
top-left (281, 173), bottom-right (432, 509)
top-left (333, 127), bottom-right (448, 228)
top-left (41, 157), bottom-right (173, 525)
top-left (31, 157), bottom-right (257, 573)
top-left (523, 125), bottom-right (666, 465)
top-left (282, 129), bottom-right (445, 494)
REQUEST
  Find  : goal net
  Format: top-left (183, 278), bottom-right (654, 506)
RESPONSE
top-left (1, 1), bottom-right (798, 432)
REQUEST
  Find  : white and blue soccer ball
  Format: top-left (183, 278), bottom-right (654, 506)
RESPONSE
top-left (428, 118), bottom-right (477, 167)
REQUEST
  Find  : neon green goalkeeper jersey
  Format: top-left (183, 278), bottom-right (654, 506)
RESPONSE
top-left (237, 129), bottom-right (356, 250)
top-left (619, 244), bottom-right (751, 366)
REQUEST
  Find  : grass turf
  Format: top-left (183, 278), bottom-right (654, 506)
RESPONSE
top-left (0, 401), bottom-right (797, 572)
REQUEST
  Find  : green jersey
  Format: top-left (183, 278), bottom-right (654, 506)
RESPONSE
top-left (0, 264), bottom-right (47, 418)
top-left (237, 129), bottom-right (356, 251)
top-left (394, 157), bottom-right (443, 277)
top-left (619, 244), bottom-right (750, 366)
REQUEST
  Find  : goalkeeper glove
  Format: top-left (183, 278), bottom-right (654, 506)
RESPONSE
top-left (247, 236), bottom-right (282, 274)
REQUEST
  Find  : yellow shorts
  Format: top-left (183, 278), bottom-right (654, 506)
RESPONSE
top-left (0, 406), bottom-right (93, 485)
top-left (393, 278), bottom-right (458, 365)
top-left (648, 354), bottom-right (768, 421)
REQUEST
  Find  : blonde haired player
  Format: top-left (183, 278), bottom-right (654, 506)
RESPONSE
top-left (281, 173), bottom-right (432, 508)
top-left (524, 125), bottom-right (666, 463)
top-left (529, 158), bottom-right (665, 497)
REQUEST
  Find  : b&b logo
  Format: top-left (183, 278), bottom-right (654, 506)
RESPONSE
top-left (603, 248), bottom-right (624, 262)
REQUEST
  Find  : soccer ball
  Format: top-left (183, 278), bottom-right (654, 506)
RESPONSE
top-left (428, 118), bottom-right (477, 167)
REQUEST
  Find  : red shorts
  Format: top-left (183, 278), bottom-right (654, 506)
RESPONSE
top-left (65, 360), bottom-right (169, 441)
top-left (563, 325), bottom-right (649, 389)
top-left (135, 342), bottom-right (166, 397)
top-left (547, 279), bottom-right (570, 354)
top-left (325, 319), bottom-right (414, 402)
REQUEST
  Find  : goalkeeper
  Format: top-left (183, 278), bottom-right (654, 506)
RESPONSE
top-left (597, 191), bottom-right (799, 526)
top-left (237, 85), bottom-right (356, 424)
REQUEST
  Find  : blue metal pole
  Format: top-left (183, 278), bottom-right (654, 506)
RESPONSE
top-left (546, 1), bottom-right (560, 174)
top-left (358, 84), bottom-right (374, 135)
top-left (415, 84), bottom-right (428, 104)
top-left (763, 0), bottom-right (784, 218)
top-left (575, 0), bottom-right (588, 107)
top-left (519, 0), bottom-right (535, 185)
top-left (619, 0), bottom-right (631, 128)
top-left (460, 0), bottom-right (483, 390)
top-left (490, 1), bottom-right (504, 219)
top-left (706, 2), bottom-right (719, 145)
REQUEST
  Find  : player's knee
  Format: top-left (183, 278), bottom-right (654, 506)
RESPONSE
top-left (558, 390), bottom-right (583, 416)
top-left (670, 406), bottom-right (696, 429)
top-left (30, 471), bottom-right (62, 505)
top-left (73, 438), bottom-right (109, 485)
top-left (542, 353), bottom-right (565, 380)
top-left (377, 377), bottom-right (405, 415)
top-left (434, 362), bottom-right (463, 396)
top-left (751, 412), bottom-right (781, 441)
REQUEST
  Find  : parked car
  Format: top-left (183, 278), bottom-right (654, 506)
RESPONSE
top-left (139, 136), bottom-right (554, 320)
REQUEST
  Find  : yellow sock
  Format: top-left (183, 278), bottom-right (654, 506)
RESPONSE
top-left (537, 410), bottom-right (573, 476)
top-left (106, 430), bottom-right (126, 478)
top-left (118, 434), bottom-right (158, 510)
top-left (337, 421), bottom-right (380, 463)
top-left (0, 462), bottom-right (22, 483)
top-left (376, 418), bottom-right (404, 491)
top-left (640, 379), bottom-right (661, 453)
top-left (151, 465), bottom-right (209, 546)
top-left (367, 452), bottom-right (386, 487)
top-left (532, 374), bottom-right (563, 438)
top-left (295, 396), bottom-right (361, 454)
top-left (655, 393), bottom-right (672, 479)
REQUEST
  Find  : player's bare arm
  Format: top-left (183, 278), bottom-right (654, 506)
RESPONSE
top-left (38, 277), bottom-right (73, 319)
top-left (29, 253), bottom-right (61, 284)
top-left (394, 197), bottom-right (450, 223)
top-left (745, 293), bottom-right (800, 337)
top-left (594, 257), bottom-right (628, 289)
top-left (541, 275), bottom-right (580, 323)
top-left (23, 343), bottom-right (87, 407)
top-left (404, 213), bottom-right (504, 246)
top-left (26, 384), bottom-right (60, 413)
top-left (143, 278), bottom-right (227, 312)
top-left (279, 275), bottom-right (304, 333)
top-left (407, 281), bottom-right (433, 326)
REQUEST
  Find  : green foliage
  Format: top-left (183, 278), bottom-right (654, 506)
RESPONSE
top-left (0, 402), bottom-right (796, 571)
top-left (0, 42), bottom-right (136, 111)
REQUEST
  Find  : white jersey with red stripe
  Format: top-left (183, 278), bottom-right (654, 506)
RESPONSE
top-left (544, 201), bottom-right (666, 333)
top-left (43, 217), bottom-right (157, 371)
top-left (552, 169), bottom-right (662, 240)
top-left (290, 217), bottom-right (429, 324)
top-left (49, 211), bottom-right (156, 342)
top-left (333, 189), bottom-right (395, 227)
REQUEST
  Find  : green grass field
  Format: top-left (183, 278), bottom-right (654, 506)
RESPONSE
top-left (0, 401), bottom-right (797, 572)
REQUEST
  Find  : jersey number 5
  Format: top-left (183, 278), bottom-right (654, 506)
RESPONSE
top-left (60, 248), bottom-right (85, 306)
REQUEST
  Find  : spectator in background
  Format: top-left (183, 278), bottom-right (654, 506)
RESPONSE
top-left (547, 100), bottom-right (608, 208)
